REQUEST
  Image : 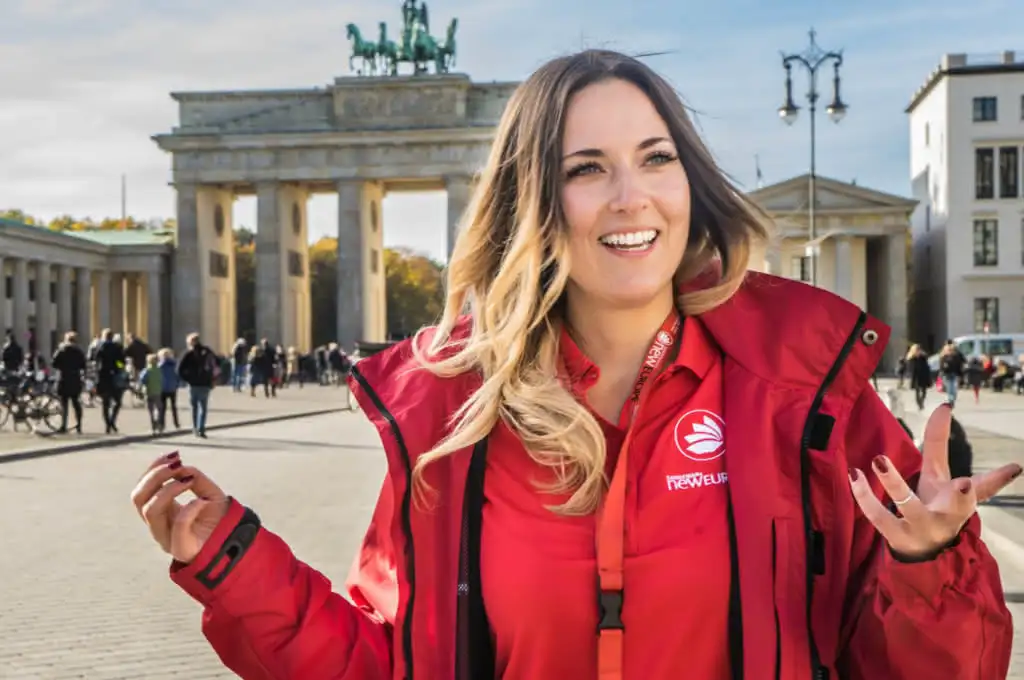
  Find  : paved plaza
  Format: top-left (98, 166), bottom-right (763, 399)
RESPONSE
top-left (0, 385), bottom-right (1022, 678)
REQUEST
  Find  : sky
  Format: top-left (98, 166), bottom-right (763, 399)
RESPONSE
top-left (2, 0), bottom-right (1023, 262)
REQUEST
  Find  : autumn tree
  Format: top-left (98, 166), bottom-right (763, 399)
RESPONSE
top-left (309, 237), bottom-right (338, 347)
top-left (234, 228), bottom-right (256, 342)
top-left (385, 247), bottom-right (445, 338)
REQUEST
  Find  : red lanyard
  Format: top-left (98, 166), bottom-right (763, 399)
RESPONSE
top-left (595, 310), bottom-right (682, 680)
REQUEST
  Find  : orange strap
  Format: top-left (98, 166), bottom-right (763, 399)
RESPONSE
top-left (595, 311), bottom-right (682, 680)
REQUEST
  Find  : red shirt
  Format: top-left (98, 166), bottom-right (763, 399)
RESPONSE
top-left (481, 316), bottom-right (731, 679)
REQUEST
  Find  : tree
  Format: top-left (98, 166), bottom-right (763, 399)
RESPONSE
top-left (309, 237), bottom-right (338, 347)
top-left (384, 247), bottom-right (445, 338)
top-left (235, 226), bottom-right (255, 247)
top-left (235, 237), bottom-right (256, 343)
top-left (0, 209), bottom-right (38, 225)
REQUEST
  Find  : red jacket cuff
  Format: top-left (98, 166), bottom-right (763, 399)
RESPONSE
top-left (880, 513), bottom-right (981, 605)
top-left (169, 497), bottom-right (251, 605)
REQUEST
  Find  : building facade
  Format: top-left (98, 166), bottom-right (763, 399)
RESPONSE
top-left (0, 219), bottom-right (173, 360)
top-left (907, 52), bottom-right (1024, 351)
top-left (748, 175), bottom-right (916, 372)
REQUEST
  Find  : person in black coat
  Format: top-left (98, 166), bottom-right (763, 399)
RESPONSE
top-left (2, 332), bottom-right (24, 373)
top-left (95, 328), bottom-right (127, 434)
top-left (51, 331), bottom-right (87, 433)
top-left (907, 343), bottom-right (932, 411)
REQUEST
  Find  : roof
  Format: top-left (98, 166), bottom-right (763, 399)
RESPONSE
top-left (748, 174), bottom-right (917, 212)
top-left (906, 51), bottom-right (1024, 114)
top-left (0, 217), bottom-right (173, 249)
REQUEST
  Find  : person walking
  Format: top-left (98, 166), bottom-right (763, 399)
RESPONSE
top-left (938, 339), bottom-right (967, 407)
top-left (965, 356), bottom-right (985, 404)
top-left (138, 353), bottom-right (165, 434)
top-left (133, 50), bottom-right (1015, 680)
top-left (95, 328), bottom-right (127, 434)
top-left (158, 348), bottom-right (181, 431)
top-left (177, 333), bottom-right (216, 438)
top-left (907, 343), bottom-right (932, 411)
top-left (50, 331), bottom-right (86, 434)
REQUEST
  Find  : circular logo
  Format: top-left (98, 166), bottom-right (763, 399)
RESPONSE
top-left (673, 409), bottom-right (726, 462)
top-left (657, 330), bottom-right (673, 346)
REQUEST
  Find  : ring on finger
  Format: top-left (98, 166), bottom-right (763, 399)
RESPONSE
top-left (893, 492), bottom-right (916, 507)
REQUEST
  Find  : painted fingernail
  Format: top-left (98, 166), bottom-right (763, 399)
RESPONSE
top-left (872, 456), bottom-right (889, 474)
top-left (960, 479), bottom-right (972, 494)
top-left (165, 451), bottom-right (179, 460)
top-left (169, 460), bottom-right (182, 470)
top-left (180, 475), bottom-right (194, 483)
top-left (849, 468), bottom-right (860, 482)
top-left (1012, 467), bottom-right (1023, 480)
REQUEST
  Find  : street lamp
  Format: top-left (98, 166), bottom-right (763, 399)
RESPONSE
top-left (778, 28), bottom-right (847, 287)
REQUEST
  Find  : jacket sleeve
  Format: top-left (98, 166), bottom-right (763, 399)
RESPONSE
top-left (839, 388), bottom-right (1012, 679)
top-left (169, 480), bottom-right (398, 680)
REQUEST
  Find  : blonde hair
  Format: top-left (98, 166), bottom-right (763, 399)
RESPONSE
top-left (158, 347), bottom-right (174, 360)
top-left (146, 353), bottom-right (159, 367)
top-left (412, 50), bottom-right (769, 515)
top-left (906, 344), bottom-right (920, 361)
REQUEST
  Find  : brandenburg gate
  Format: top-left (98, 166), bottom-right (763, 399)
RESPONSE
top-left (152, 0), bottom-right (516, 352)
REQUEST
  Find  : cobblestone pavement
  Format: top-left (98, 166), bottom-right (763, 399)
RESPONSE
top-left (2, 404), bottom-right (1024, 678)
top-left (0, 382), bottom-right (353, 460)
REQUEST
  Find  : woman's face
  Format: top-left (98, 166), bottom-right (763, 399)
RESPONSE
top-left (559, 78), bottom-right (691, 310)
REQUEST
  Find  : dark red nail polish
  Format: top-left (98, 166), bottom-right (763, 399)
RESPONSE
top-left (849, 468), bottom-right (860, 482)
top-left (872, 456), bottom-right (889, 474)
top-left (180, 475), bottom-right (194, 483)
top-left (960, 480), bottom-right (972, 494)
top-left (1013, 467), bottom-right (1022, 480)
top-left (166, 451), bottom-right (179, 460)
top-left (169, 460), bottom-right (182, 470)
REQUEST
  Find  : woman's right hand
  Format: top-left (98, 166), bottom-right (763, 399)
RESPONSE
top-left (131, 451), bottom-right (231, 564)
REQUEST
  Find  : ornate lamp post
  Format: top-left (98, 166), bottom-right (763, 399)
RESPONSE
top-left (778, 28), bottom-right (847, 287)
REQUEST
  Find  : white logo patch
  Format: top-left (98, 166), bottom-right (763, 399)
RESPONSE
top-left (673, 409), bottom-right (726, 462)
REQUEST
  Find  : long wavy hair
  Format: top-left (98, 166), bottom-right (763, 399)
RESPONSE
top-left (411, 50), bottom-right (770, 515)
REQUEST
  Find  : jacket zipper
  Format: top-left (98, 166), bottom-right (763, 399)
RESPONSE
top-left (771, 520), bottom-right (781, 680)
top-left (349, 365), bottom-right (417, 680)
top-left (798, 311), bottom-right (867, 680)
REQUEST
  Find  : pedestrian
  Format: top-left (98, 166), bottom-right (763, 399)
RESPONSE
top-left (907, 343), bottom-right (931, 410)
top-left (50, 330), bottom-right (86, 434)
top-left (966, 356), bottom-right (985, 404)
top-left (133, 50), bottom-right (1016, 679)
top-left (158, 347), bottom-right (181, 430)
top-left (95, 328), bottom-right (127, 434)
top-left (938, 339), bottom-right (966, 407)
top-left (177, 333), bottom-right (216, 438)
top-left (138, 353), bottom-right (164, 434)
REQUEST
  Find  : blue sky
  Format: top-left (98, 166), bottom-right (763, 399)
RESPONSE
top-left (2, 0), bottom-right (1022, 262)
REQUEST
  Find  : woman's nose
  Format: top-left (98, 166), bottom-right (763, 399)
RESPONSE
top-left (608, 169), bottom-right (649, 214)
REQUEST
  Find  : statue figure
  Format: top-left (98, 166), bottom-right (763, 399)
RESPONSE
top-left (349, 0), bottom-right (457, 77)
top-left (346, 23), bottom-right (379, 75)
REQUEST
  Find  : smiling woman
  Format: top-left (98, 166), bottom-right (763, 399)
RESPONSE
top-left (136, 49), bottom-right (1015, 680)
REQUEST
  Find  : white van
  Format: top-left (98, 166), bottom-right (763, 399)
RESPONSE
top-left (927, 333), bottom-right (1024, 373)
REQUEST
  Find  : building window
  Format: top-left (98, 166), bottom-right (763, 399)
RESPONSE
top-left (999, 147), bottom-right (1019, 198)
top-left (973, 297), bottom-right (999, 333)
top-left (287, 250), bottom-right (304, 277)
top-left (975, 148), bottom-right (995, 199)
top-left (4, 275), bottom-right (11, 299)
top-left (370, 248), bottom-right (380, 274)
top-left (924, 122), bottom-right (930, 146)
top-left (790, 256), bottom-right (810, 282)
top-left (973, 96), bottom-right (997, 122)
top-left (973, 219), bottom-right (999, 266)
top-left (209, 251), bottom-right (230, 278)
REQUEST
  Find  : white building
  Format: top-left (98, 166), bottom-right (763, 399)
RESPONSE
top-left (907, 51), bottom-right (1024, 352)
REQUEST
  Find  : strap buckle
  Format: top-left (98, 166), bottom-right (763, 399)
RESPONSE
top-left (597, 589), bottom-right (624, 631)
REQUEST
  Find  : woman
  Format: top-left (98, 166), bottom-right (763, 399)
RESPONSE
top-left (907, 343), bottom-right (932, 411)
top-left (966, 355), bottom-right (985, 403)
top-left (158, 347), bottom-right (180, 430)
top-left (51, 330), bottom-right (86, 433)
top-left (132, 51), bottom-right (1017, 679)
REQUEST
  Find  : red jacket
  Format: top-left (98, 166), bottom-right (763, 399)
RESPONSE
top-left (170, 272), bottom-right (1012, 679)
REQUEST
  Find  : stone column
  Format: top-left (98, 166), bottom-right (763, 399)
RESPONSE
top-left (125, 274), bottom-right (139, 338)
top-left (110, 274), bottom-right (125, 337)
top-left (75, 267), bottom-right (92, 341)
top-left (256, 182), bottom-right (283, 343)
top-left (96, 270), bottom-right (111, 332)
top-left (336, 179), bottom-right (364, 349)
top-left (833, 237), bottom-right (854, 302)
top-left (0, 255), bottom-right (6, 334)
top-left (12, 258), bottom-right (29, 346)
top-left (883, 232), bottom-right (909, 374)
top-left (56, 265), bottom-right (73, 338)
top-left (35, 261), bottom-right (53, 360)
top-left (445, 175), bottom-right (474, 261)
top-left (147, 270), bottom-right (163, 349)
top-left (173, 183), bottom-right (203, 346)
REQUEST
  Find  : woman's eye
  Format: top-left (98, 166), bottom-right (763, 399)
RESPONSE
top-left (646, 151), bottom-right (679, 165)
top-left (566, 162), bottom-right (602, 179)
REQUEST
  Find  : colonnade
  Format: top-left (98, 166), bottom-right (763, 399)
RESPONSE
top-left (0, 256), bottom-right (163, 359)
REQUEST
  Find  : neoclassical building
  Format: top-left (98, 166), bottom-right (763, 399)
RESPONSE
top-left (0, 218), bottom-right (173, 359)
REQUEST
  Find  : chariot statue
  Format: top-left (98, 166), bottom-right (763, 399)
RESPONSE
top-left (346, 0), bottom-right (458, 76)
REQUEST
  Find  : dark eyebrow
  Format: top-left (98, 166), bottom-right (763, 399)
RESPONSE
top-left (562, 136), bottom-right (673, 161)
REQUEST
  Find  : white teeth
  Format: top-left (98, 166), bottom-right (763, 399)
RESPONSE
top-left (599, 230), bottom-right (658, 247)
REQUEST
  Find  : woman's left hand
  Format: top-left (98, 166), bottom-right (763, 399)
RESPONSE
top-left (850, 404), bottom-right (1022, 561)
